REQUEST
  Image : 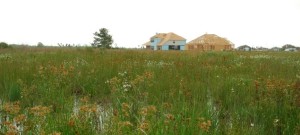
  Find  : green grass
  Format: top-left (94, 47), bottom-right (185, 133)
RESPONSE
top-left (0, 48), bottom-right (299, 134)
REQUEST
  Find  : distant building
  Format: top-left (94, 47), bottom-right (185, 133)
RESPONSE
top-left (256, 47), bottom-right (269, 51)
top-left (284, 48), bottom-right (297, 52)
top-left (271, 47), bottom-right (280, 51)
top-left (237, 45), bottom-right (252, 51)
top-left (186, 34), bottom-right (234, 51)
top-left (144, 32), bottom-right (186, 50)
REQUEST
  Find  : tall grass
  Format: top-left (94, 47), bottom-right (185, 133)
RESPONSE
top-left (0, 48), bottom-right (299, 134)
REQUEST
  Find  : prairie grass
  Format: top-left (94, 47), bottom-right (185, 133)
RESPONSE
top-left (0, 48), bottom-right (299, 134)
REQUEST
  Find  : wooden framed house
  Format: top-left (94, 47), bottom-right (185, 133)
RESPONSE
top-left (186, 34), bottom-right (234, 51)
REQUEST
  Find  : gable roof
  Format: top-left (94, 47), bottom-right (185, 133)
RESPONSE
top-left (152, 32), bottom-right (186, 46)
top-left (187, 34), bottom-right (233, 46)
top-left (143, 41), bottom-right (151, 46)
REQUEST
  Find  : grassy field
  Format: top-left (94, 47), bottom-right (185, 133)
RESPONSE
top-left (0, 47), bottom-right (299, 134)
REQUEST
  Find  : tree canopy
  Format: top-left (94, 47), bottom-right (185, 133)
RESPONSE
top-left (92, 28), bottom-right (113, 48)
top-left (282, 44), bottom-right (295, 49)
top-left (0, 42), bottom-right (9, 48)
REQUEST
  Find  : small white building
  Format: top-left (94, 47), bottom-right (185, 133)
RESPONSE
top-left (284, 48), bottom-right (297, 52)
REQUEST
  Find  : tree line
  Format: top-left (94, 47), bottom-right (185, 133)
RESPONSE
top-left (0, 28), bottom-right (114, 49)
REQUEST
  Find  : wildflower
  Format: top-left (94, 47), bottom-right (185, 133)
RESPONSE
top-left (69, 66), bottom-right (75, 71)
top-left (119, 121), bottom-right (133, 127)
top-left (198, 120), bottom-right (212, 132)
top-left (123, 84), bottom-right (131, 88)
top-left (90, 104), bottom-right (98, 113)
top-left (49, 132), bottom-right (61, 135)
top-left (80, 96), bottom-right (89, 103)
top-left (14, 114), bottom-right (26, 123)
top-left (105, 80), bottom-right (110, 84)
top-left (29, 105), bottom-right (51, 117)
top-left (68, 119), bottom-right (75, 127)
top-left (197, 117), bottom-right (205, 121)
top-left (38, 66), bottom-right (44, 74)
top-left (250, 123), bottom-right (254, 127)
top-left (147, 105), bottom-right (157, 114)
top-left (79, 105), bottom-right (90, 113)
top-left (5, 130), bottom-right (18, 135)
top-left (163, 102), bottom-right (172, 109)
top-left (144, 71), bottom-right (153, 79)
top-left (2, 121), bottom-right (10, 126)
top-left (8, 124), bottom-right (17, 130)
top-left (122, 103), bottom-right (130, 117)
top-left (138, 121), bottom-right (150, 131)
top-left (254, 80), bottom-right (259, 87)
top-left (139, 107), bottom-right (148, 116)
top-left (165, 114), bottom-right (175, 121)
top-left (131, 75), bottom-right (144, 87)
top-left (231, 88), bottom-right (235, 93)
top-left (62, 70), bottom-right (68, 76)
top-left (273, 119), bottom-right (280, 127)
top-left (109, 77), bottom-right (120, 85)
top-left (121, 103), bottom-right (129, 109)
top-left (118, 71), bottom-right (127, 77)
top-left (122, 83), bottom-right (131, 92)
top-left (3, 101), bottom-right (20, 114)
top-left (113, 109), bottom-right (119, 116)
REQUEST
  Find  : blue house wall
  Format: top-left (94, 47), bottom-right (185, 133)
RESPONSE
top-left (150, 38), bottom-right (161, 50)
top-left (162, 45), bottom-right (169, 50)
top-left (149, 37), bottom-right (186, 51)
top-left (180, 45), bottom-right (185, 50)
top-left (163, 40), bottom-right (186, 50)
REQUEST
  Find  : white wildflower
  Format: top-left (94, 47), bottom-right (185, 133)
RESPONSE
top-left (273, 119), bottom-right (279, 126)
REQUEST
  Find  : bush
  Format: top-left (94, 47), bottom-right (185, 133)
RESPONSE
top-left (37, 42), bottom-right (44, 47)
top-left (0, 42), bottom-right (9, 48)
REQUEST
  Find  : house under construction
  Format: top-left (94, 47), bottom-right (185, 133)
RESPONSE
top-left (186, 34), bottom-right (234, 51)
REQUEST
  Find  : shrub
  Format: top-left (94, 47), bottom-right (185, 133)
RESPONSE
top-left (0, 42), bottom-right (9, 48)
top-left (37, 42), bottom-right (44, 47)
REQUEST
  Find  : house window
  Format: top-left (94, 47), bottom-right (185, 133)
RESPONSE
top-left (150, 38), bottom-right (154, 43)
top-left (169, 45), bottom-right (180, 50)
top-left (157, 46), bottom-right (161, 50)
top-left (173, 41), bottom-right (175, 44)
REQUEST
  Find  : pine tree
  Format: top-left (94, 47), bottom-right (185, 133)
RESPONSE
top-left (92, 28), bottom-right (113, 48)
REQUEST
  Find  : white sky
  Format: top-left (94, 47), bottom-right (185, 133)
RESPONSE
top-left (0, 0), bottom-right (300, 48)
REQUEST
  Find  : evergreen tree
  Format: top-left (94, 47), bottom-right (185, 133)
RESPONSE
top-left (92, 28), bottom-right (113, 48)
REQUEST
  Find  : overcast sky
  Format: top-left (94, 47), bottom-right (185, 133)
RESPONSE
top-left (0, 0), bottom-right (299, 48)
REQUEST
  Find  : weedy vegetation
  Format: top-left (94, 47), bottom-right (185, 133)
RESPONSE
top-left (0, 47), bottom-right (299, 134)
